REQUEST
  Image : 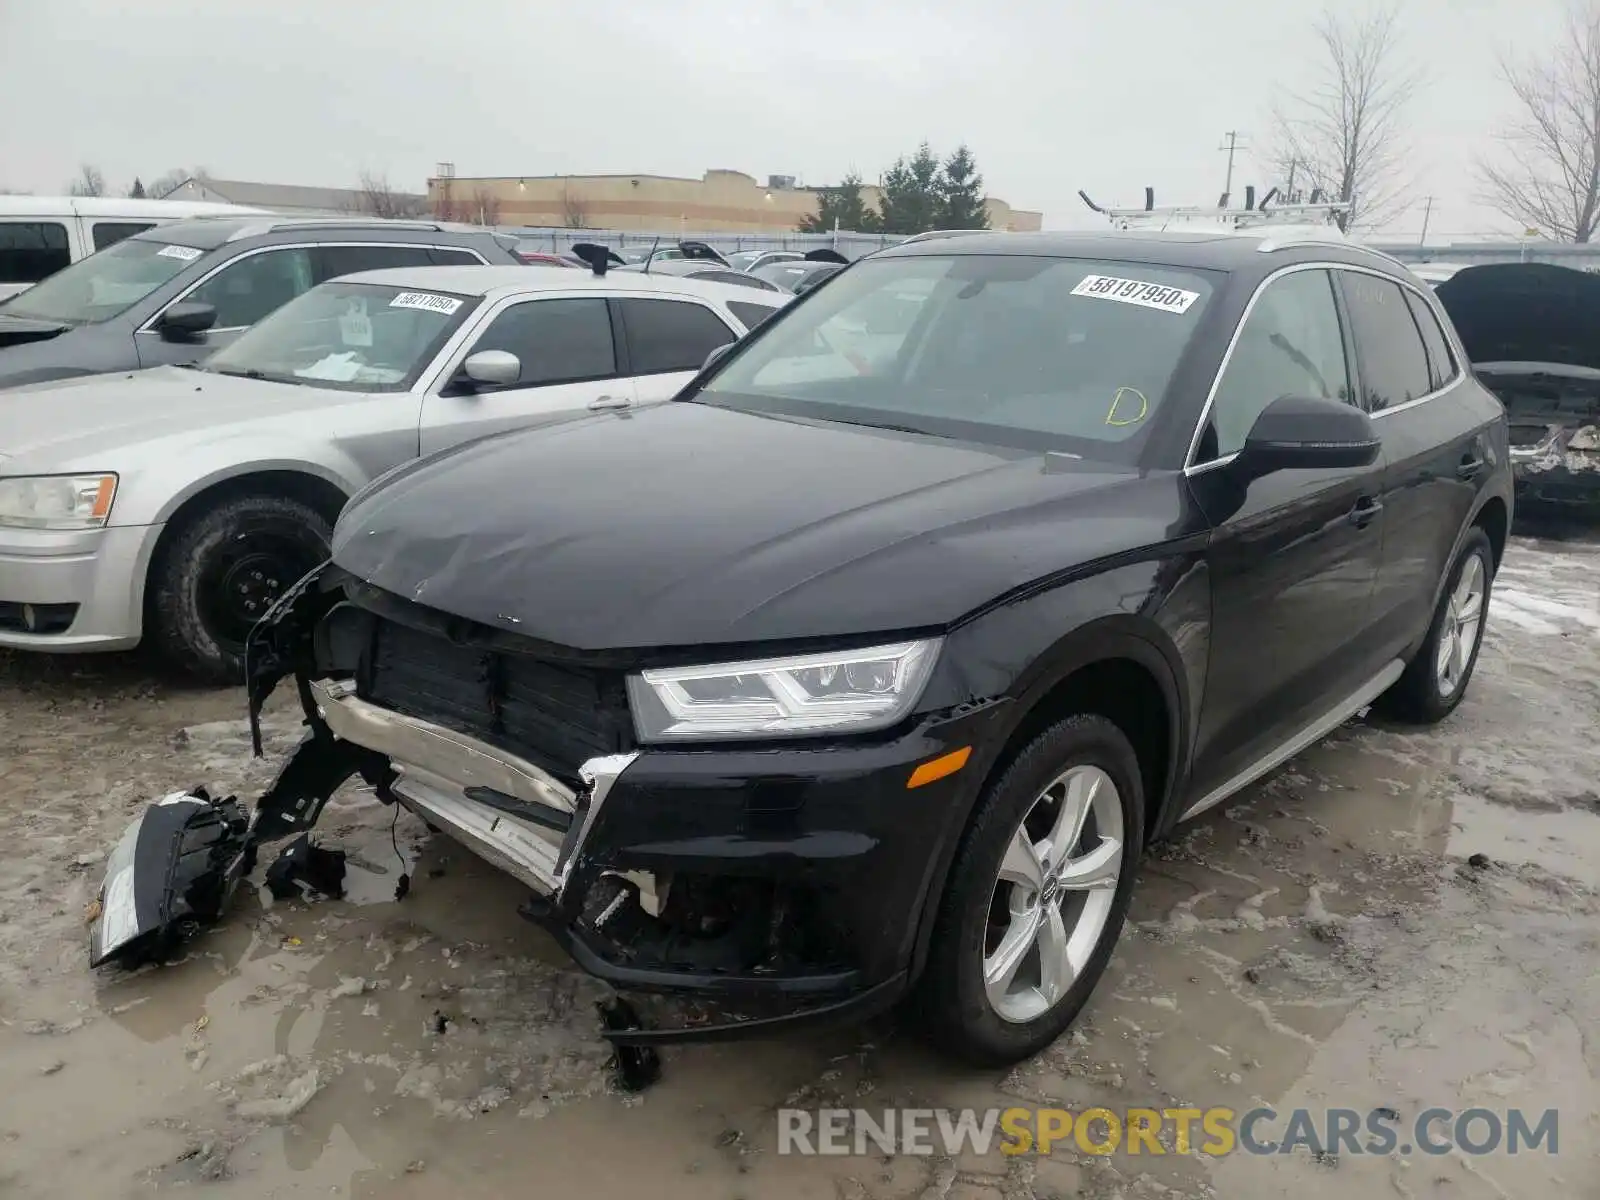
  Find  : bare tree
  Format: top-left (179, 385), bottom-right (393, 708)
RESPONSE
top-left (430, 176), bottom-right (465, 222)
top-left (560, 185), bottom-right (591, 229)
top-left (1266, 7), bottom-right (1420, 231)
top-left (146, 167), bottom-right (213, 199)
top-left (1478, 4), bottom-right (1600, 242)
top-left (351, 171), bottom-right (426, 218)
top-left (67, 164), bottom-right (107, 197)
top-left (469, 187), bottom-right (502, 227)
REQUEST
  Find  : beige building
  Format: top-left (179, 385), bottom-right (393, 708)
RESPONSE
top-left (426, 168), bottom-right (1043, 233)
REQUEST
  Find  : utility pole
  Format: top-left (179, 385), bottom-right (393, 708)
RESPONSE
top-left (1418, 195), bottom-right (1434, 245)
top-left (1285, 156), bottom-right (1299, 203)
top-left (1219, 131), bottom-right (1246, 202)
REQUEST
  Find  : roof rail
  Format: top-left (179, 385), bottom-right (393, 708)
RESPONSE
top-left (263, 218), bottom-right (445, 233)
top-left (1079, 186), bottom-right (1350, 234)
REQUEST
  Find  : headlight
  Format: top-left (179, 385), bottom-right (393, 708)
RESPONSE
top-left (0, 473), bottom-right (117, 529)
top-left (628, 638), bottom-right (941, 742)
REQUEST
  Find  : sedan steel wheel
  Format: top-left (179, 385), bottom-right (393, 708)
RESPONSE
top-left (1435, 552), bottom-right (1486, 699)
top-left (983, 764), bottom-right (1125, 1024)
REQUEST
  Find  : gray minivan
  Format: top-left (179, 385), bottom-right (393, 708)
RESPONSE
top-left (0, 216), bottom-right (521, 389)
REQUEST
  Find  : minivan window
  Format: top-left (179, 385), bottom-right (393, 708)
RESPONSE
top-left (0, 235), bottom-right (196, 323)
top-left (0, 221), bottom-right (71, 286)
top-left (202, 281), bottom-right (476, 392)
top-left (699, 255), bottom-right (1216, 458)
top-left (1339, 272), bottom-right (1433, 412)
top-left (91, 221), bottom-right (157, 251)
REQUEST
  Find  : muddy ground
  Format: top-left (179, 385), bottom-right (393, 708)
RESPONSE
top-left (1, 536), bottom-right (1597, 1200)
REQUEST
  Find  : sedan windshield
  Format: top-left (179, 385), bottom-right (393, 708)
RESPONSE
top-left (201, 281), bottom-right (477, 392)
top-left (699, 254), bottom-right (1217, 458)
top-left (0, 236), bottom-right (204, 325)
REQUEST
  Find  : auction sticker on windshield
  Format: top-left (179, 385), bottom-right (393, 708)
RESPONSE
top-left (156, 245), bottom-right (204, 262)
top-left (1071, 275), bottom-right (1199, 314)
top-left (389, 291), bottom-right (463, 316)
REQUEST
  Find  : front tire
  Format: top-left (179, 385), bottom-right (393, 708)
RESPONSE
top-left (1380, 527), bottom-right (1494, 724)
top-left (146, 493), bottom-right (332, 684)
top-left (919, 714), bottom-right (1145, 1066)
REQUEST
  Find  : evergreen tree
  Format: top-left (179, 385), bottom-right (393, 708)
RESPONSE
top-left (877, 143), bottom-right (943, 234)
top-left (797, 172), bottom-right (881, 233)
top-left (128, 177), bottom-right (147, 199)
top-left (936, 145), bottom-right (989, 229)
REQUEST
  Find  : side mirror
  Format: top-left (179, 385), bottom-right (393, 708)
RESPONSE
top-left (157, 301), bottom-right (217, 341)
top-left (702, 342), bottom-right (735, 372)
top-left (1236, 394), bottom-right (1381, 478)
top-left (461, 350), bottom-right (521, 387)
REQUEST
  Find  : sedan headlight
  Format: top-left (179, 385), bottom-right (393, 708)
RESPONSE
top-left (628, 638), bottom-right (941, 742)
top-left (0, 473), bottom-right (117, 529)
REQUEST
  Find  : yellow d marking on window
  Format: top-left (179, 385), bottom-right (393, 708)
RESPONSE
top-left (1106, 386), bottom-right (1149, 427)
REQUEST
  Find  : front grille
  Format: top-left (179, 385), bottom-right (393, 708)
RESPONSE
top-left (361, 618), bottom-right (634, 787)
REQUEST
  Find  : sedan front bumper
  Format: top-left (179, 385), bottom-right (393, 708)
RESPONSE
top-left (0, 523), bottom-right (157, 651)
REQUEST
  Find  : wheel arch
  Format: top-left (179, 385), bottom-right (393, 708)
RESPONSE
top-left (908, 615), bottom-right (1191, 982)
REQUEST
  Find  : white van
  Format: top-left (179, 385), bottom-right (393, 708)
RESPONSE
top-left (0, 195), bottom-right (270, 300)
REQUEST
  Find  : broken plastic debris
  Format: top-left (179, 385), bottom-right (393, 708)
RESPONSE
top-left (597, 998), bottom-right (661, 1092)
top-left (264, 834), bottom-right (347, 901)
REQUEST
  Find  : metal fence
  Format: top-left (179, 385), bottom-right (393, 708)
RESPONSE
top-left (494, 225), bottom-right (906, 260)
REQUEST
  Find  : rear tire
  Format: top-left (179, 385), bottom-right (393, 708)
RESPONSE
top-left (1380, 527), bottom-right (1494, 724)
top-left (918, 714), bottom-right (1145, 1066)
top-left (147, 492), bottom-right (331, 685)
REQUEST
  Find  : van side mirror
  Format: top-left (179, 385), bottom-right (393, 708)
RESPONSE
top-left (1235, 394), bottom-right (1380, 479)
top-left (157, 302), bottom-right (218, 341)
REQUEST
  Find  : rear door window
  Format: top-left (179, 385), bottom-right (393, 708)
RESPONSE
top-left (428, 247), bottom-right (483, 266)
top-left (466, 296), bottom-right (617, 385)
top-left (1338, 272), bottom-right (1434, 412)
top-left (91, 221), bottom-right (157, 251)
top-left (1403, 288), bottom-right (1457, 391)
top-left (0, 221), bottom-right (70, 284)
top-left (618, 298), bottom-right (737, 374)
top-left (314, 244), bottom-right (437, 283)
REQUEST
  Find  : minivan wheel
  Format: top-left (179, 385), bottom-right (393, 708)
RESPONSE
top-left (147, 493), bottom-right (331, 685)
top-left (919, 714), bottom-right (1144, 1066)
top-left (1380, 528), bottom-right (1494, 725)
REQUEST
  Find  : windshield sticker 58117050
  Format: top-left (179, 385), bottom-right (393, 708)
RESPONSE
top-left (1071, 275), bottom-right (1199, 314)
top-left (389, 291), bottom-right (463, 316)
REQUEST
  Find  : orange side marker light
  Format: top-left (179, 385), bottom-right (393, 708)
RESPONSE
top-left (906, 746), bottom-right (972, 789)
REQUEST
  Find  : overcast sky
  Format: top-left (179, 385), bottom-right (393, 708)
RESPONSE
top-left (0, 0), bottom-right (1568, 239)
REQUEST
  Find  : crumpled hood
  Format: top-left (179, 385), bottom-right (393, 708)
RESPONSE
top-left (333, 401), bottom-right (1154, 650)
top-left (0, 367), bottom-right (354, 467)
top-left (1435, 263), bottom-right (1600, 370)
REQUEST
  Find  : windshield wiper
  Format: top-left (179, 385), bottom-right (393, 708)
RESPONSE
top-left (209, 367), bottom-right (270, 380)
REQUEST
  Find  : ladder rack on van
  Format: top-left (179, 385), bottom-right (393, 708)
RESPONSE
top-left (1078, 187), bottom-right (1350, 233)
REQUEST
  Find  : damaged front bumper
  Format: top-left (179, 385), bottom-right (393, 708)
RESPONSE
top-left (90, 562), bottom-right (993, 1044)
top-left (1509, 422), bottom-right (1600, 515)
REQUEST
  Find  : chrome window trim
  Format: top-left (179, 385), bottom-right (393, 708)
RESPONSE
top-left (1183, 261), bottom-right (1465, 476)
top-left (137, 241), bottom-right (489, 335)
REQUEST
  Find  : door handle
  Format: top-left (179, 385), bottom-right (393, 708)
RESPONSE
top-left (1457, 454), bottom-right (1485, 480)
top-left (1347, 496), bottom-right (1384, 528)
top-left (587, 394), bottom-right (631, 411)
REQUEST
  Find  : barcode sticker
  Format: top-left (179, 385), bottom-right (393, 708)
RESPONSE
top-left (1071, 274), bottom-right (1199, 314)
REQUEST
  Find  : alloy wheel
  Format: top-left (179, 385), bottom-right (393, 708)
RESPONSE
top-left (1435, 551), bottom-right (1487, 699)
top-left (983, 764), bottom-right (1125, 1024)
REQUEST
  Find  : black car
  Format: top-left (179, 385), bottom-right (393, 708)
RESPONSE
top-left (94, 230), bottom-right (1512, 1066)
top-left (0, 217), bottom-right (521, 388)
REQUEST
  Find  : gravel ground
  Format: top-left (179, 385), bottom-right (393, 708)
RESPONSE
top-left (1, 536), bottom-right (1597, 1199)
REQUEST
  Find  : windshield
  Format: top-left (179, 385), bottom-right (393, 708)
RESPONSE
top-left (0, 236), bottom-right (204, 325)
top-left (698, 254), bottom-right (1217, 457)
top-left (201, 281), bottom-right (478, 392)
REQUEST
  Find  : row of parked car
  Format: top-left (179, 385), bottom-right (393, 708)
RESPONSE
top-left (0, 206), bottom-right (833, 676)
